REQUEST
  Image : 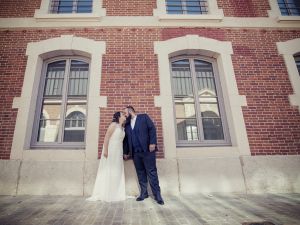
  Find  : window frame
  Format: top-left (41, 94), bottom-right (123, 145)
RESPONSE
top-left (277, 0), bottom-right (300, 16)
top-left (49, 0), bottom-right (93, 14)
top-left (31, 56), bottom-right (90, 149)
top-left (170, 55), bottom-right (231, 147)
top-left (165, 0), bottom-right (209, 15)
top-left (268, 0), bottom-right (300, 21)
top-left (34, 0), bottom-right (106, 21)
top-left (154, 0), bottom-right (224, 22)
top-left (277, 38), bottom-right (300, 113)
top-left (294, 54), bottom-right (300, 75)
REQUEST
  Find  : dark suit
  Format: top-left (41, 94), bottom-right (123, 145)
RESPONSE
top-left (123, 114), bottom-right (162, 201)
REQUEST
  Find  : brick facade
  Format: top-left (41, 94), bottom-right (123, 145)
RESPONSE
top-left (217, 0), bottom-right (270, 17)
top-left (0, 1), bottom-right (300, 160)
top-left (0, 0), bottom-right (273, 18)
top-left (103, 0), bottom-right (156, 16)
top-left (0, 0), bottom-right (40, 18)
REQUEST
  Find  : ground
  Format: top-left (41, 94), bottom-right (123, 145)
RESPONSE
top-left (0, 194), bottom-right (299, 225)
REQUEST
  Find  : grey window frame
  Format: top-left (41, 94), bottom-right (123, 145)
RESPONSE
top-left (30, 56), bottom-right (90, 149)
top-left (170, 55), bottom-right (231, 147)
top-left (165, 0), bottom-right (209, 15)
top-left (49, 0), bottom-right (93, 14)
top-left (277, 0), bottom-right (300, 16)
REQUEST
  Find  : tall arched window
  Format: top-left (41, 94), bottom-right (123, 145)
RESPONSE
top-left (170, 56), bottom-right (230, 146)
top-left (32, 58), bottom-right (89, 148)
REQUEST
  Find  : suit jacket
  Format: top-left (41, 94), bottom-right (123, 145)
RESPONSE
top-left (123, 113), bottom-right (157, 157)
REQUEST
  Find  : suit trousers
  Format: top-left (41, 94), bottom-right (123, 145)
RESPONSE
top-left (133, 151), bottom-right (162, 200)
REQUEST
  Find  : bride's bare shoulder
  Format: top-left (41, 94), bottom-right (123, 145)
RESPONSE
top-left (107, 122), bottom-right (117, 132)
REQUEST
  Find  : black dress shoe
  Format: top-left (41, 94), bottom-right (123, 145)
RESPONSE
top-left (136, 195), bottom-right (149, 201)
top-left (156, 199), bottom-right (164, 205)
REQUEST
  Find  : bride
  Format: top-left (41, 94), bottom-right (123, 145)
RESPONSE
top-left (86, 112), bottom-right (127, 202)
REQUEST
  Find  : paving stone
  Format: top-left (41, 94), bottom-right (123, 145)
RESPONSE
top-left (0, 194), bottom-right (300, 225)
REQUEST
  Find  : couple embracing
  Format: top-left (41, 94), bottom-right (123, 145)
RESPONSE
top-left (87, 106), bottom-right (164, 205)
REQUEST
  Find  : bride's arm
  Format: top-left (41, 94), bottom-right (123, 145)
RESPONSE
top-left (103, 123), bottom-right (116, 158)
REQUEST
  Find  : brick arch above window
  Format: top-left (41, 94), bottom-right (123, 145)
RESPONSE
top-left (11, 35), bottom-right (106, 161)
top-left (154, 35), bottom-right (250, 159)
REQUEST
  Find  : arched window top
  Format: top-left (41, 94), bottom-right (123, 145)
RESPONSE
top-left (67, 111), bottom-right (85, 120)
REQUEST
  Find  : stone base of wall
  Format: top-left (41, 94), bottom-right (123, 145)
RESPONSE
top-left (0, 155), bottom-right (299, 196)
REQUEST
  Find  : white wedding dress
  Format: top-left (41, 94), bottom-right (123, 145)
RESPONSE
top-left (86, 123), bottom-right (126, 202)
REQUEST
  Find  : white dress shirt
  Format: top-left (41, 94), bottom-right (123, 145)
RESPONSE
top-left (131, 115), bottom-right (137, 129)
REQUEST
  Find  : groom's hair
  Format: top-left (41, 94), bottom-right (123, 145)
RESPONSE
top-left (125, 105), bottom-right (135, 113)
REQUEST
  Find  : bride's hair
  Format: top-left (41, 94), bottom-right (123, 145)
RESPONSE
top-left (112, 112), bottom-right (122, 123)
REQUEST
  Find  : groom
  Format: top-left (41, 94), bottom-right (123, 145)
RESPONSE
top-left (123, 106), bottom-right (164, 205)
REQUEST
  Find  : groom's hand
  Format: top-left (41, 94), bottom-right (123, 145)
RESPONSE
top-left (149, 144), bottom-right (156, 152)
top-left (123, 154), bottom-right (129, 160)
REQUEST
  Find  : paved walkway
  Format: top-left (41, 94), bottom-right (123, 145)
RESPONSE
top-left (0, 194), bottom-right (299, 225)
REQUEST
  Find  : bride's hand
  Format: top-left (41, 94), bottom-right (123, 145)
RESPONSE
top-left (103, 151), bottom-right (108, 158)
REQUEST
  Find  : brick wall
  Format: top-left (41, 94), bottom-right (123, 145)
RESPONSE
top-left (103, 0), bottom-right (156, 16)
top-left (0, 28), bottom-right (163, 159)
top-left (0, 28), bottom-right (300, 160)
top-left (217, 0), bottom-right (270, 17)
top-left (0, 0), bottom-right (40, 18)
top-left (0, 0), bottom-right (273, 18)
top-left (162, 28), bottom-right (300, 155)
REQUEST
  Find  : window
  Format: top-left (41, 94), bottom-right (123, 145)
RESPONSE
top-left (166, 0), bottom-right (208, 14)
top-left (278, 0), bottom-right (300, 16)
top-left (32, 58), bottom-right (89, 147)
top-left (34, 0), bottom-right (105, 21)
top-left (50, 0), bottom-right (93, 14)
top-left (294, 54), bottom-right (300, 74)
top-left (65, 111), bottom-right (86, 141)
top-left (154, 0), bottom-right (223, 21)
top-left (170, 57), bottom-right (229, 146)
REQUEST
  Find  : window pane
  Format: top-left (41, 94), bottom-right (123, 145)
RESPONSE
top-left (63, 104), bottom-right (86, 142)
top-left (77, 0), bottom-right (93, 13)
top-left (166, 0), bottom-right (183, 14)
top-left (202, 118), bottom-right (224, 140)
top-left (186, 1), bottom-right (208, 14)
top-left (172, 60), bottom-right (193, 96)
top-left (68, 60), bottom-right (89, 97)
top-left (199, 97), bottom-right (224, 140)
top-left (37, 102), bottom-right (61, 142)
top-left (176, 118), bottom-right (198, 141)
top-left (58, 0), bottom-right (73, 13)
top-left (175, 99), bottom-right (198, 141)
top-left (44, 61), bottom-right (66, 97)
top-left (175, 100), bottom-right (196, 118)
top-left (278, 0), bottom-right (300, 16)
top-left (195, 60), bottom-right (217, 96)
top-left (200, 102), bottom-right (220, 118)
top-left (195, 60), bottom-right (224, 140)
